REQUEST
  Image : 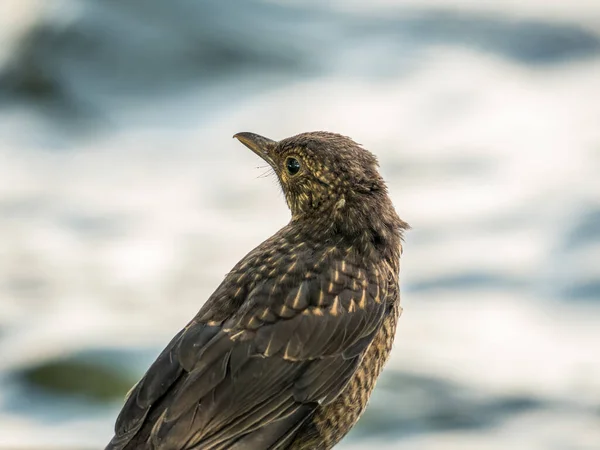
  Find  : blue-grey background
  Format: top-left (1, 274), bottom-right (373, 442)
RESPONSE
top-left (0, 1), bottom-right (599, 449)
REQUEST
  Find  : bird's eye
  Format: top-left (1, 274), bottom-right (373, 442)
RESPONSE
top-left (286, 157), bottom-right (301, 176)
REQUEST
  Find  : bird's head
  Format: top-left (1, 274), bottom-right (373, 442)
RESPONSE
top-left (234, 131), bottom-right (407, 242)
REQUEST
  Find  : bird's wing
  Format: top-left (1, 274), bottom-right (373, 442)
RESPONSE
top-left (107, 258), bottom-right (388, 450)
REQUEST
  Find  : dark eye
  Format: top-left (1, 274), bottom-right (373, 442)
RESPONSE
top-left (286, 157), bottom-right (301, 175)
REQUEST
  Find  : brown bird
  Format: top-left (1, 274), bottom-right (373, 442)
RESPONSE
top-left (106, 131), bottom-right (408, 450)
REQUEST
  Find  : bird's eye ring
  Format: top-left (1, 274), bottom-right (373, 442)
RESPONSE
top-left (285, 157), bottom-right (301, 176)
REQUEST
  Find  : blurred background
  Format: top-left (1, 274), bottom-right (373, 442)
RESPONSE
top-left (0, 1), bottom-right (599, 449)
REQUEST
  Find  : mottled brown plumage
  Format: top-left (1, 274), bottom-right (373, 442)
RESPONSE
top-left (106, 131), bottom-right (408, 450)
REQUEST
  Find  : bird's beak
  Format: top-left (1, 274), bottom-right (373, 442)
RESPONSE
top-left (233, 132), bottom-right (277, 168)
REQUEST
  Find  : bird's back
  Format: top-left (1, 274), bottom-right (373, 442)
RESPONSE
top-left (106, 227), bottom-right (400, 450)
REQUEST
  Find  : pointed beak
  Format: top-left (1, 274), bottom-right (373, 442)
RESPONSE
top-left (233, 132), bottom-right (277, 168)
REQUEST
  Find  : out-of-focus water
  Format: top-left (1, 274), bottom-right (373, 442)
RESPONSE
top-left (0, 1), bottom-right (599, 449)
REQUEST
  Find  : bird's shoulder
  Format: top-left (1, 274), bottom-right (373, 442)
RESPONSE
top-left (107, 230), bottom-right (396, 450)
top-left (195, 229), bottom-right (391, 333)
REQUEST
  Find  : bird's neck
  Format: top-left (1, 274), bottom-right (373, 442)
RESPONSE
top-left (291, 193), bottom-right (407, 263)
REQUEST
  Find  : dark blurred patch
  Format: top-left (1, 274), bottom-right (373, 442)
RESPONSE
top-left (0, 2), bottom-right (598, 121)
top-left (348, 370), bottom-right (542, 440)
top-left (555, 206), bottom-right (600, 302)
top-left (0, 348), bottom-right (163, 428)
top-left (0, 24), bottom-right (94, 120)
top-left (12, 347), bottom-right (160, 407)
top-left (18, 358), bottom-right (136, 402)
top-left (407, 271), bottom-right (525, 293)
top-left (0, 27), bottom-right (64, 100)
top-left (378, 10), bottom-right (600, 65)
top-left (562, 280), bottom-right (600, 301)
top-left (563, 207), bottom-right (600, 248)
top-left (0, 0), bottom-right (314, 114)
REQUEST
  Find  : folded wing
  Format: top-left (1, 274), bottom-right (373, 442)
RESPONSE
top-left (106, 259), bottom-right (387, 450)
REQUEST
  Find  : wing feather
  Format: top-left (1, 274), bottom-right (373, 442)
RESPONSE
top-left (106, 255), bottom-right (389, 450)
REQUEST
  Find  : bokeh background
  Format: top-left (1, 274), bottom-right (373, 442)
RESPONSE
top-left (1, 1), bottom-right (599, 449)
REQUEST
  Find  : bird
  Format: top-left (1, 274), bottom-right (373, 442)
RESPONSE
top-left (106, 131), bottom-right (409, 450)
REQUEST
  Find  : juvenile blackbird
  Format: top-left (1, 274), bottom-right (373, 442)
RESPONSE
top-left (106, 131), bottom-right (408, 450)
